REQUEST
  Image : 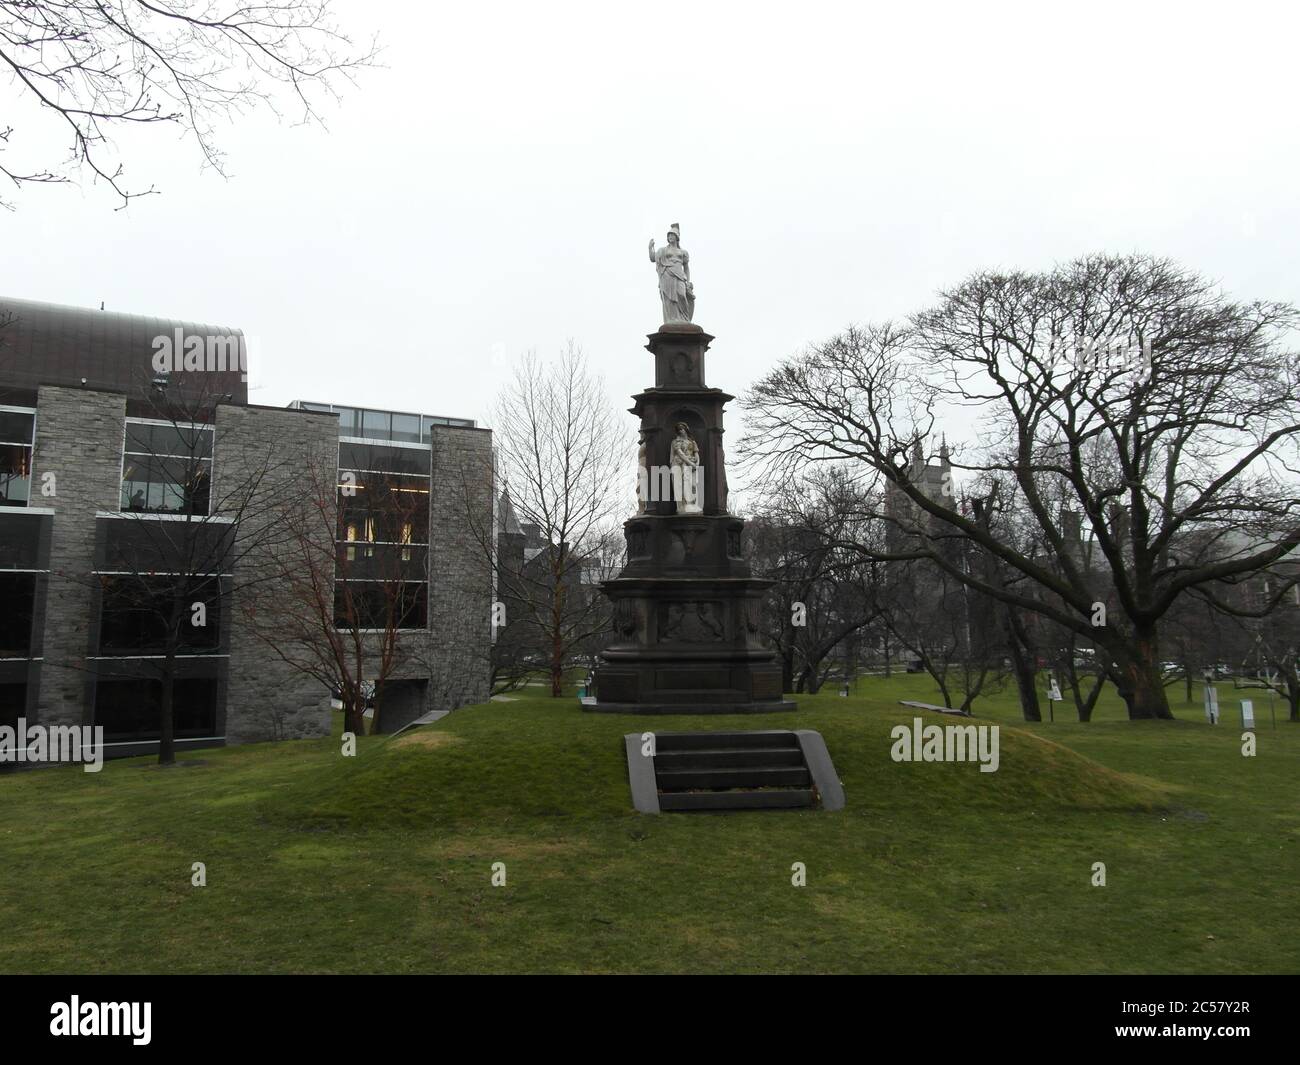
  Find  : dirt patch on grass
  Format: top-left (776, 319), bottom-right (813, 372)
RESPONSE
top-left (391, 731), bottom-right (463, 751)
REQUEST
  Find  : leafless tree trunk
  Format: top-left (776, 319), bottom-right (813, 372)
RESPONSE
top-left (462, 343), bottom-right (627, 698)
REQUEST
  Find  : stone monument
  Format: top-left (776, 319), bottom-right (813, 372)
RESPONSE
top-left (587, 225), bottom-right (796, 713)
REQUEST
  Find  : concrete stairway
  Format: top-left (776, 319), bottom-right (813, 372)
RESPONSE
top-left (623, 729), bottom-right (844, 813)
top-left (653, 730), bottom-right (815, 811)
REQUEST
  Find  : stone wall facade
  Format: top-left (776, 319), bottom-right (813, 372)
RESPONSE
top-left (427, 425), bottom-right (494, 713)
top-left (219, 403), bottom-right (339, 744)
top-left (32, 385), bottom-right (127, 729)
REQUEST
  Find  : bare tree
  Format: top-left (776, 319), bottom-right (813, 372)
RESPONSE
top-left (466, 344), bottom-right (627, 697)
top-left (240, 455), bottom-right (430, 736)
top-left (0, 0), bottom-right (376, 207)
top-left (741, 254), bottom-right (1300, 720)
top-left (746, 468), bottom-right (884, 694)
top-left (56, 371), bottom-right (294, 765)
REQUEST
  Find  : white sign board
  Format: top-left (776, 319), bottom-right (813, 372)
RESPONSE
top-left (1241, 699), bottom-right (1255, 730)
top-left (1047, 679), bottom-right (1062, 702)
top-left (1204, 684), bottom-right (1219, 724)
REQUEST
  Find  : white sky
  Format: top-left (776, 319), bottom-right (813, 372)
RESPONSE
top-left (5, 0), bottom-right (1298, 456)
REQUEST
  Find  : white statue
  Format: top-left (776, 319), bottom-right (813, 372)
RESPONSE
top-left (670, 421), bottom-right (703, 514)
top-left (648, 223), bottom-right (695, 324)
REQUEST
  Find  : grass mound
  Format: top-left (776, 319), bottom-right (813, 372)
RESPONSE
top-left (257, 696), bottom-right (1167, 833)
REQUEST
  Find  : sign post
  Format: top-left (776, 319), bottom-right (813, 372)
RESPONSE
top-left (1046, 676), bottom-right (1062, 723)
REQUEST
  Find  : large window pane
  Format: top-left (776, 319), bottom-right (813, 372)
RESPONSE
top-left (391, 413), bottom-right (421, 443)
top-left (361, 409), bottom-right (391, 441)
top-left (0, 573), bottom-right (35, 657)
top-left (334, 407), bottom-right (361, 437)
top-left (0, 513), bottom-right (43, 568)
top-left (337, 472), bottom-right (429, 544)
top-left (0, 683), bottom-right (25, 730)
top-left (338, 442), bottom-right (428, 474)
top-left (335, 543), bottom-right (427, 580)
top-left (334, 583), bottom-right (427, 630)
top-left (0, 444), bottom-right (31, 505)
top-left (121, 456), bottom-right (211, 515)
top-left (124, 422), bottom-right (213, 458)
top-left (0, 411), bottom-right (34, 445)
top-left (94, 678), bottom-right (218, 742)
top-left (102, 517), bottom-right (233, 575)
top-left (98, 576), bottom-right (222, 655)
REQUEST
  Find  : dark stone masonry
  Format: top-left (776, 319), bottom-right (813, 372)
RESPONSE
top-left (589, 324), bottom-right (795, 714)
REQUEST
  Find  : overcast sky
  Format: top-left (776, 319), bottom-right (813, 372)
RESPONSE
top-left (5, 0), bottom-right (1298, 454)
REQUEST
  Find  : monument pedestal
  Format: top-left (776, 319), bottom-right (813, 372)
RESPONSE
top-left (588, 325), bottom-right (796, 714)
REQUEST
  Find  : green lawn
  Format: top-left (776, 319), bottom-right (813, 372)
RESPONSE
top-left (1, 678), bottom-right (1296, 974)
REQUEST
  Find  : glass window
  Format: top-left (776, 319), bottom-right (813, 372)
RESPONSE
top-left (124, 422), bottom-right (213, 459)
top-left (391, 413), bottom-right (421, 443)
top-left (121, 455), bottom-right (211, 515)
top-left (0, 682), bottom-right (25, 730)
top-left (334, 583), bottom-right (427, 630)
top-left (0, 443), bottom-right (32, 506)
top-left (338, 443), bottom-right (427, 474)
top-left (98, 576), bottom-right (222, 655)
top-left (94, 678), bottom-right (218, 743)
top-left (0, 513), bottom-right (43, 568)
top-left (0, 411), bottom-right (34, 445)
top-left (0, 572), bottom-right (35, 657)
top-left (337, 473), bottom-right (429, 544)
top-left (361, 409), bottom-right (391, 441)
top-left (121, 422), bottom-right (213, 515)
top-left (333, 407), bottom-right (361, 437)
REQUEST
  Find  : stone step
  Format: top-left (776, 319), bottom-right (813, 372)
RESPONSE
top-left (653, 746), bottom-right (805, 769)
top-left (653, 729), bottom-right (800, 752)
top-left (655, 766), bottom-right (812, 790)
top-left (659, 789), bottom-right (816, 812)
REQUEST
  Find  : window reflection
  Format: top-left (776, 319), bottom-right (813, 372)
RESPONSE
top-left (120, 421), bottom-right (214, 515)
top-left (0, 410), bottom-right (35, 508)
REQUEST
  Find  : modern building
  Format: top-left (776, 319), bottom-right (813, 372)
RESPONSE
top-left (0, 295), bottom-right (492, 756)
top-left (287, 401), bottom-right (494, 731)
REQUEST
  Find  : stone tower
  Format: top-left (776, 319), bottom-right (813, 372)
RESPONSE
top-left (588, 322), bottom-right (795, 713)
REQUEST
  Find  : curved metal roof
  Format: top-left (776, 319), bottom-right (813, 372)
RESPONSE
top-left (0, 294), bottom-right (248, 403)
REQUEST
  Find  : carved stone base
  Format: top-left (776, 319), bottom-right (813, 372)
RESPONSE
top-left (590, 568), bottom-right (794, 713)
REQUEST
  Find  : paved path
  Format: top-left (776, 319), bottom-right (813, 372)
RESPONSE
top-left (389, 709), bottom-right (451, 737)
top-left (898, 700), bottom-right (972, 717)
